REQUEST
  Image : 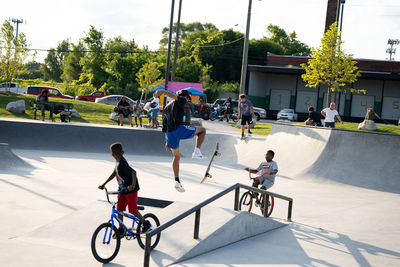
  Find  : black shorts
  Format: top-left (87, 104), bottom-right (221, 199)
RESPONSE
top-left (118, 109), bottom-right (131, 118)
top-left (241, 115), bottom-right (253, 125)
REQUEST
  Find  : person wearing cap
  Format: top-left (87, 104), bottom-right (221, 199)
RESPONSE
top-left (154, 89), bottom-right (207, 192)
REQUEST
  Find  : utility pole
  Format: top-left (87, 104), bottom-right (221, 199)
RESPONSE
top-left (164, 0), bottom-right (176, 107)
top-left (387, 39), bottom-right (399, 61)
top-left (171, 0), bottom-right (183, 82)
top-left (239, 0), bottom-right (253, 95)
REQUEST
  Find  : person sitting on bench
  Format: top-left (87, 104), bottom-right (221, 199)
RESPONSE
top-left (36, 90), bottom-right (54, 121)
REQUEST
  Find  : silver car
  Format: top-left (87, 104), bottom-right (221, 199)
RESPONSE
top-left (95, 95), bottom-right (136, 106)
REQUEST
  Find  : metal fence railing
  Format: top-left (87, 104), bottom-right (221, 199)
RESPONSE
top-left (143, 183), bottom-right (293, 267)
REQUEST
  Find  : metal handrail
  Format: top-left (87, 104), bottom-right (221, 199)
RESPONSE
top-left (143, 183), bottom-right (293, 267)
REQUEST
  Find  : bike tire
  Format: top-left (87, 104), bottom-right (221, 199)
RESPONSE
top-left (232, 115), bottom-right (239, 122)
top-left (261, 195), bottom-right (275, 217)
top-left (209, 113), bottom-right (217, 121)
top-left (91, 223), bottom-right (121, 263)
top-left (239, 191), bottom-right (253, 212)
top-left (136, 213), bottom-right (161, 250)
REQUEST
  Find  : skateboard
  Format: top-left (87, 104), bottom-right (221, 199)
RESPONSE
top-left (200, 142), bottom-right (221, 184)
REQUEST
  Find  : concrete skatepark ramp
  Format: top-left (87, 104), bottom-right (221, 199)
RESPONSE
top-left (0, 143), bottom-right (33, 170)
top-left (1, 118), bottom-right (400, 266)
top-left (264, 123), bottom-right (400, 193)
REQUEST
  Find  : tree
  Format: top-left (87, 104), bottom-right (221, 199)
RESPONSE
top-left (136, 62), bottom-right (163, 100)
top-left (62, 41), bottom-right (85, 82)
top-left (18, 61), bottom-right (44, 79)
top-left (267, 24), bottom-right (311, 56)
top-left (301, 23), bottom-right (361, 106)
top-left (79, 26), bottom-right (108, 88)
top-left (41, 39), bottom-right (70, 82)
top-left (0, 20), bottom-right (29, 89)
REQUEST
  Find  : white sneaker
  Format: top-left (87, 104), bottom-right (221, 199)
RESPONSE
top-left (174, 181), bottom-right (185, 192)
top-left (192, 150), bottom-right (208, 160)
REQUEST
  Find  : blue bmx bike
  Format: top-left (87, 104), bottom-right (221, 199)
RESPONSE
top-left (91, 188), bottom-right (161, 263)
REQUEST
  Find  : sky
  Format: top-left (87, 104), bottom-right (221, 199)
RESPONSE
top-left (1, 0), bottom-right (400, 63)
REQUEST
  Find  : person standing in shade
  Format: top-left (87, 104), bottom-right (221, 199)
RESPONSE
top-left (223, 97), bottom-right (234, 122)
top-left (238, 94), bottom-right (254, 138)
top-left (321, 102), bottom-right (343, 128)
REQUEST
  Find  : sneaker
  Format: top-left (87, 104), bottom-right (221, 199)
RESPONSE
top-left (174, 181), bottom-right (185, 192)
top-left (192, 150), bottom-right (207, 160)
top-left (142, 220), bottom-right (151, 233)
top-left (113, 227), bottom-right (125, 238)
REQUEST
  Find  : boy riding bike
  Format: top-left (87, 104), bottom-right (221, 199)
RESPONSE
top-left (98, 142), bottom-right (151, 236)
top-left (244, 150), bottom-right (278, 205)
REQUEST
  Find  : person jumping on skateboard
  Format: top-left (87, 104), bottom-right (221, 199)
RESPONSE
top-left (155, 89), bottom-right (207, 192)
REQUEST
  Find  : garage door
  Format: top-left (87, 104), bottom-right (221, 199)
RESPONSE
top-left (270, 89), bottom-right (290, 111)
top-left (296, 91), bottom-right (317, 113)
top-left (351, 95), bottom-right (375, 118)
top-left (382, 97), bottom-right (400, 120)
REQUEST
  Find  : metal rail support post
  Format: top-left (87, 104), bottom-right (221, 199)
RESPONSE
top-left (194, 209), bottom-right (201, 239)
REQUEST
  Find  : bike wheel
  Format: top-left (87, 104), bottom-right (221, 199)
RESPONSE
top-left (91, 223), bottom-right (121, 263)
top-left (209, 112), bottom-right (217, 121)
top-left (231, 114), bottom-right (239, 122)
top-left (136, 213), bottom-right (161, 250)
top-left (239, 191), bottom-right (253, 212)
top-left (261, 195), bottom-right (275, 217)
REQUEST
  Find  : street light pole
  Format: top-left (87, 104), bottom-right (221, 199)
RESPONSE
top-left (239, 0), bottom-right (253, 95)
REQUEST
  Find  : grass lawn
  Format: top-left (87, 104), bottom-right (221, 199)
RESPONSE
top-left (0, 93), bottom-right (151, 125)
top-left (229, 121), bottom-right (273, 135)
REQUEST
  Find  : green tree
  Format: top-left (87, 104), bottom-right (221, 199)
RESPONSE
top-left (136, 62), bottom-right (163, 100)
top-left (301, 23), bottom-right (361, 106)
top-left (18, 61), bottom-right (44, 79)
top-left (267, 24), bottom-right (311, 56)
top-left (62, 41), bottom-right (85, 82)
top-left (0, 20), bottom-right (29, 88)
top-left (41, 39), bottom-right (70, 82)
top-left (80, 26), bottom-right (108, 88)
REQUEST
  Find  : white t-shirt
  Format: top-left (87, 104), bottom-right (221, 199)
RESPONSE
top-left (152, 97), bottom-right (160, 109)
top-left (322, 108), bottom-right (339, 123)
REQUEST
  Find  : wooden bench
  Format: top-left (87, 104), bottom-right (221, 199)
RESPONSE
top-left (29, 100), bottom-right (74, 122)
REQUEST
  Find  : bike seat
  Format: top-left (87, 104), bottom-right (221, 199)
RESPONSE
top-left (138, 205), bottom-right (145, 210)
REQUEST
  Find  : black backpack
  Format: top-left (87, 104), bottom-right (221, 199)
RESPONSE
top-left (162, 101), bottom-right (179, 132)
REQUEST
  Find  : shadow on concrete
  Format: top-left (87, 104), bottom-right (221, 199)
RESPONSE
top-left (0, 178), bottom-right (77, 211)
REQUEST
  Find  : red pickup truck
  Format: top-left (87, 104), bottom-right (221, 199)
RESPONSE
top-left (75, 91), bottom-right (104, 102)
top-left (26, 86), bottom-right (74, 99)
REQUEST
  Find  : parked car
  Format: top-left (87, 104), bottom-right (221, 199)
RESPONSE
top-left (26, 86), bottom-right (73, 99)
top-left (277, 109), bottom-right (298, 121)
top-left (75, 91), bottom-right (105, 102)
top-left (212, 98), bottom-right (267, 120)
top-left (95, 95), bottom-right (136, 106)
top-left (0, 82), bottom-right (27, 94)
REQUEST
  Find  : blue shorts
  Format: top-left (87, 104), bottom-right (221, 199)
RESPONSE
top-left (166, 125), bottom-right (196, 149)
top-left (152, 108), bottom-right (160, 119)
